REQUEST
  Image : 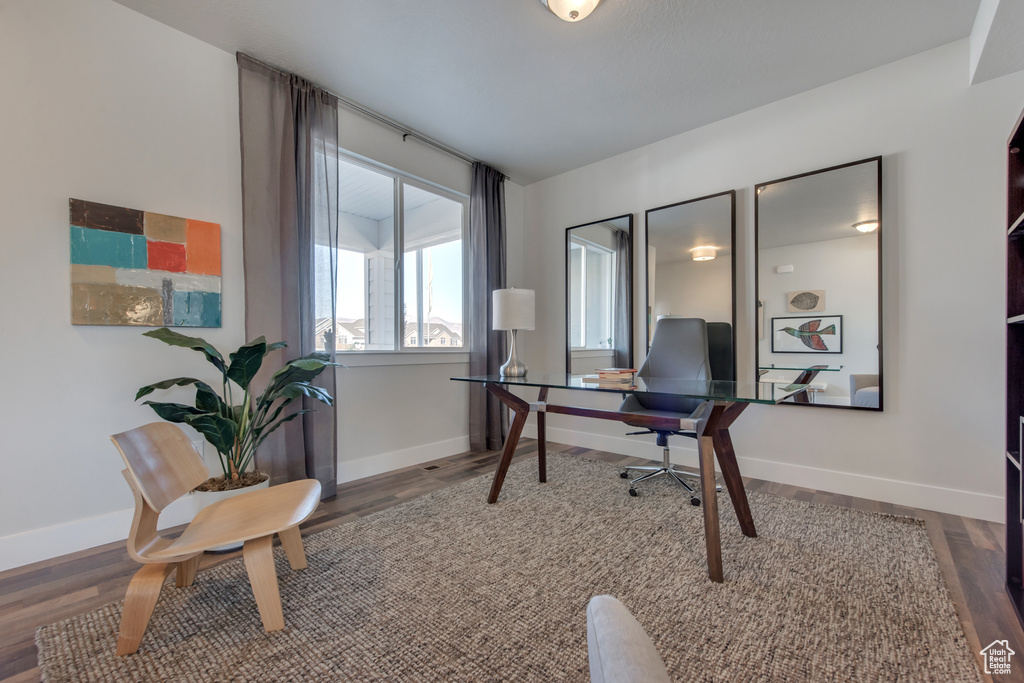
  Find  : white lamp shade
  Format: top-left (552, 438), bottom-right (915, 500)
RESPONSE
top-left (543, 0), bottom-right (601, 21)
top-left (493, 289), bottom-right (535, 331)
top-left (690, 246), bottom-right (717, 261)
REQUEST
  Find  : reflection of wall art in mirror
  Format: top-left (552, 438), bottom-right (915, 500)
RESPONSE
top-left (644, 190), bottom-right (736, 358)
top-left (755, 155), bottom-right (881, 409)
top-left (786, 289), bottom-right (825, 312)
top-left (771, 315), bottom-right (843, 354)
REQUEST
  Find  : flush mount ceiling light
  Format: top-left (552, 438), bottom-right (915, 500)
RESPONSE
top-left (691, 246), bottom-right (717, 261)
top-left (541, 0), bottom-right (602, 22)
top-left (853, 220), bottom-right (879, 233)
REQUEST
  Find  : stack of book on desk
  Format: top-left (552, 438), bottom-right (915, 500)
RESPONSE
top-left (581, 368), bottom-right (638, 389)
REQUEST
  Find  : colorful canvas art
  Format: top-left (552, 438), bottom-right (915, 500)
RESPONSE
top-left (69, 198), bottom-right (222, 327)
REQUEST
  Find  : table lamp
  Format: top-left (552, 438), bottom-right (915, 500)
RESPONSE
top-left (493, 288), bottom-right (535, 377)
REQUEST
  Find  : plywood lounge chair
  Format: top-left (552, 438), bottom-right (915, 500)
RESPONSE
top-left (110, 422), bottom-right (321, 655)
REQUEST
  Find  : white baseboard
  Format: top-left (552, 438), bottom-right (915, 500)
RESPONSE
top-left (0, 497), bottom-right (195, 573)
top-left (0, 437), bottom-right (472, 573)
top-left (526, 424), bottom-right (1003, 523)
top-left (338, 435), bottom-right (471, 484)
top-left (3, 428), bottom-right (998, 573)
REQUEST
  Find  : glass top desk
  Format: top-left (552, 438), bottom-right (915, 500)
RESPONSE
top-left (451, 373), bottom-right (808, 583)
top-left (757, 364), bottom-right (842, 404)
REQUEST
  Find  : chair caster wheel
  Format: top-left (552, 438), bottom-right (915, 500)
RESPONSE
top-left (628, 489), bottom-right (638, 497)
top-left (690, 497), bottom-right (701, 506)
top-left (620, 472), bottom-right (629, 478)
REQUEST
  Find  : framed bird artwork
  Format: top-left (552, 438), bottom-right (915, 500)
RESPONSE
top-left (771, 315), bottom-right (843, 354)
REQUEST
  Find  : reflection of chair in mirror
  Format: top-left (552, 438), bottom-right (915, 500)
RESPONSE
top-left (850, 373), bottom-right (879, 408)
top-left (110, 423), bottom-right (321, 655)
top-left (619, 318), bottom-right (730, 504)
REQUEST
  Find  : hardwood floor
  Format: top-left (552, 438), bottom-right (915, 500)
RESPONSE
top-left (2, 439), bottom-right (1021, 682)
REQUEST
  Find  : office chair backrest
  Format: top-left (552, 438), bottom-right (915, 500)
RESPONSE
top-left (639, 318), bottom-right (710, 381)
top-left (111, 422), bottom-right (209, 512)
top-left (706, 322), bottom-right (734, 382)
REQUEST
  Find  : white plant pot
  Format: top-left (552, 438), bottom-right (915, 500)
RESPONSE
top-left (192, 477), bottom-right (270, 552)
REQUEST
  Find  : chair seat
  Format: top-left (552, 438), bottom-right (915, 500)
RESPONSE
top-left (619, 394), bottom-right (701, 431)
top-left (146, 479), bottom-right (321, 560)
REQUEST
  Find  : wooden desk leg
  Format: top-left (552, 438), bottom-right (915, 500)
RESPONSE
top-left (485, 383), bottom-right (532, 504)
top-left (697, 405), bottom-right (723, 583)
top-left (712, 402), bottom-right (757, 538)
top-left (537, 387), bottom-right (549, 483)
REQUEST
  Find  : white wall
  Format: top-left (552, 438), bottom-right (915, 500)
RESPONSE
top-left (0, 0), bottom-right (508, 570)
top-left (652, 256), bottom-right (733, 327)
top-left (520, 40), bottom-right (1024, 522)
top-left (0, 0), bottom-right (245, 569)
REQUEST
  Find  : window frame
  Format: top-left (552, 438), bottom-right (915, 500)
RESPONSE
top-left (568, 235), bottom-right (616, 352)
top-left (330, 149), bottom-right (469, 362)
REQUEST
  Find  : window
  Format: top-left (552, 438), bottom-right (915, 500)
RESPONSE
top-left (569, 237), bottom-right (615, 350)
top-left (315, 153), bottom-right (467, 352)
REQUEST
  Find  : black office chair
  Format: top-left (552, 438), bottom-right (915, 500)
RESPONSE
top-left (619, 319), bottom-right (733, 504)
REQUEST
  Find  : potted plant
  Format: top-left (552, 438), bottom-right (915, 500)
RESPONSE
top-left (135, 327), bottom-right (338, 504)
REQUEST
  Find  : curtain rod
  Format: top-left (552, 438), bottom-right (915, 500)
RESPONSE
top-left (238, 52), bottom-right (495, 173)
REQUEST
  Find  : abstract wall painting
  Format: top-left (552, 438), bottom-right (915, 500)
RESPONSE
top-left (786, 289), bottom-right (826, 312)
top-left (771, 315), bottom-right (843, 354)
top-left (69, 198), bottom-right (222, 327)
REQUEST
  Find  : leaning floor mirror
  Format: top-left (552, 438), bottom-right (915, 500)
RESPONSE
top-left (565, 215), bottom-right (633, 374)
top-left (644, 191), bottom-right (736, 375)
top-left (755, 156), bottom-right (883, 410)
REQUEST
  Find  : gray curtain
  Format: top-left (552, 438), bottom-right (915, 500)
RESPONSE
top-left (237, 53), bottom-right (339, 498)
top-left (612, 228), bottom-right (631, 368)
top-left (468, 162), bottom-right (508, 451)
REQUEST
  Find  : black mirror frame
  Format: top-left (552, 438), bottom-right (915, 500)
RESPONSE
top-left (564, 214), bottom-right (634, 374)
top-left (643, 190), bottom-right (737, 372)
top-left (754, 155), bottom-right (883, 411)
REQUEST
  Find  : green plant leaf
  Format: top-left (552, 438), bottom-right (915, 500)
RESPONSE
top-left (253, 399), bottom-right (295, 435)
top-left (195, 382), bottom-right (227, 414)
top-left (226, 337), bottom-right (267, 390)
top-left (264, 355), bottom-right (340, 397)
top-left (255, 410), bottom-right (308, 447)
top-left (266, 340), bottom-right (288, 352)
top-left (183, 413), bottom-right (237, 456)
top-left (279, 381), bottom-right (334, 405)
top-left (142, 328), bottom-right (226, 374)
top-left (136, 376), bottom-right (205, 401)
top-left (142, 401), bottom-right (207, 423)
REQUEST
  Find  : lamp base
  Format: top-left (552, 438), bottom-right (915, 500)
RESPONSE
top-left (499, 329), bottom-right (528, 377)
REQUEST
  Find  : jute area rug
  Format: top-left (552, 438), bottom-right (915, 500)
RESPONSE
top-left (37, 454), bottom-right (979, 682)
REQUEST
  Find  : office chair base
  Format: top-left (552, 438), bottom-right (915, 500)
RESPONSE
top-left (622, 466), bottom-right (701, 505)
top-left (620, 447), bottom-right (721, 505)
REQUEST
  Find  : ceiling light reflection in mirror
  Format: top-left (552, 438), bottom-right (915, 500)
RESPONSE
top-left (644, 191), bottom-right (736, 356)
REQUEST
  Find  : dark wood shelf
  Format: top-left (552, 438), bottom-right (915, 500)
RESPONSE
top-left (1010, 211), bottom-right (1024, 237)
top-left (1008, 106), bottom-right (1024, 631)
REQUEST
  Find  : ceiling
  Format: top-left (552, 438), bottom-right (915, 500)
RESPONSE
top-left (757, 160), bottom-right (879, 249)
top-left (648, 193), bottom-right (733, 263)
top-left (113, 0), bottom-right (997, 185)
top-left (339, 159), bottom-right (439, 222)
